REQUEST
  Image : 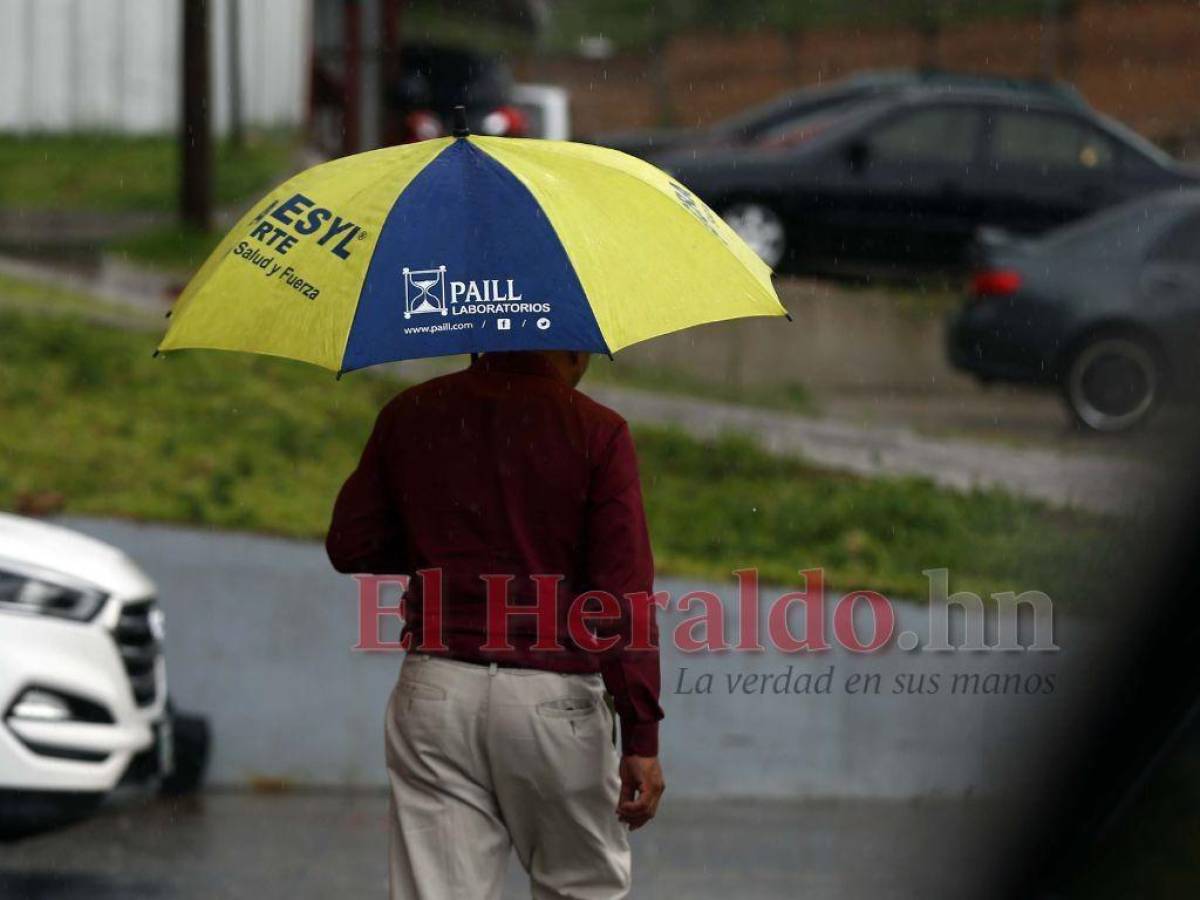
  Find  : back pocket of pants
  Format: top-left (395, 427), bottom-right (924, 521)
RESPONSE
top-left (536, 697), bottom-right (599, 722)
top-left (396, 678), bottom-right (447, 718)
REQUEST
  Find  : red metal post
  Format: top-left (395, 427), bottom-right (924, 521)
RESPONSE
top-left (381, 0), bottom-right (403, 145)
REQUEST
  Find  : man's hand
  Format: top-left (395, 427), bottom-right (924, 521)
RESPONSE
top-left (617, 755), bottom-right (664, 830)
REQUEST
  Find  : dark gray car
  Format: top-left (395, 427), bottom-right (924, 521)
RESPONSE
top-left (591, 69), bottom-right (1086, 162)
top-left (661, 87), bottom-right (1195, 274)
top-left (947, 189), bottom-right (1200, 431)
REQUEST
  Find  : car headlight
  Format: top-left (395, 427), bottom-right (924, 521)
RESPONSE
top-left (0, 564), bottom-right (108, 622)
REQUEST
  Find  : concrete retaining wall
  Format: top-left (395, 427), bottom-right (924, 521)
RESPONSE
top-left (618, 280), bottom-right (968, 394)
top-left (65, 517), bottom-right (1100, 799)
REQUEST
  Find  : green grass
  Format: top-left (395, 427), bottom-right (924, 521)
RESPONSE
top-left (111, 224), bottom-right (225, 275)
top-left (0, 306), bottom-right (397, 536)
top-left (0, 133), bottom-right (296, 213)
top-left (0, 272), bottom-right (158, 325)
top-left (589, 360), bottom-right (819, 416)
top-left (636, 428), bottom-right (1113, 599)
top-left (0, 298), bottom-right (1116, 601)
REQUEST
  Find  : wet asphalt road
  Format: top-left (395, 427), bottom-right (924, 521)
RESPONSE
top-left (0, 791), bottom-right (1001, 899)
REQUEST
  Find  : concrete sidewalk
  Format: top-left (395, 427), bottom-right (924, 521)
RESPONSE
top-left (0, 792), bottom-right (1007, 900)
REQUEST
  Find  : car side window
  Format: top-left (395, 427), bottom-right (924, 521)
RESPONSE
top-left (990, 111), bottom-right (1115, 174)
top-left (866, 108), bottom-right (981, 166)
top-left (1147, 213), bottom-right (1200, 263)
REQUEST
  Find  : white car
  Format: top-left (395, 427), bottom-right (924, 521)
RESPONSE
top-left (511, 84), bottom-right (571, 140)
top-left (0, 513), bottom-right (173, 839)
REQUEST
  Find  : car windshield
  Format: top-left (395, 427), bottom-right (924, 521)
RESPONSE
top-left (707, 85), bottom-right (862, 139)
top-left (753, 106), bottom-right (862, 148)
top-left (751, 97), bottom-right (896, 151)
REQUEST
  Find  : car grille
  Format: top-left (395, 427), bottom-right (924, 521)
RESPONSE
top-left (112, 599), bottom-right (162, 707)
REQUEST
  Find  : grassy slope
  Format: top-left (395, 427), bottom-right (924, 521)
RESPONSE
top-left (0, 134), bottom-right (294, 213)
top-left (110, 225), bottom-right (226, 275)
top-left (585, 360), bottom-right (818, 417)
top-left (0, 291), bottom-right (1113, 601)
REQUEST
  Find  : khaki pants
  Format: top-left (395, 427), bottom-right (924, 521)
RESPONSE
top-left (385, 654), bottom-right (631, 899)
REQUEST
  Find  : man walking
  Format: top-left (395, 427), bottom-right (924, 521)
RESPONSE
top-left (326, 350), bottom-right (664, 899)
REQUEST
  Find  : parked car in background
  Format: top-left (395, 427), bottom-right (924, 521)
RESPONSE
top-left (386, 42), bottom-right (519, 140)
top-left (0, 515), bottom-right (207, 840)
top-left (313, 41), bottom-right (538, 150)
top-left (661, 87), bottom-right (1197, 273)
top-left (512, 83), bottom-right (572, 140)
top-left (948, 189), bottom-right (1200, 431)
top-left (591, 69), bottom-right (1087, 162)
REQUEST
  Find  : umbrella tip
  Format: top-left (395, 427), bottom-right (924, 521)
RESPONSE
top-left (152, 349), bottom-right (161, 359)
top-left (452, 105), bottom-right (469, 139)
top-left (784, 311), bottom-right (794, 322)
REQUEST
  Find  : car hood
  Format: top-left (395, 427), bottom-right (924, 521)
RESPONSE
top-left (0, 513), bottom-right (155, 597)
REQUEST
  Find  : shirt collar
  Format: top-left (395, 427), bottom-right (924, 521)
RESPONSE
top-left (471, 352), bottom-right (567, 383)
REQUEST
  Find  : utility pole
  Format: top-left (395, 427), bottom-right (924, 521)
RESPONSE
top-left (227, 0), bottom-right (244, 148)
top-left (181, 0), bottom-right (214, 230)
top-left (381, 0), bottom-right (403, 145)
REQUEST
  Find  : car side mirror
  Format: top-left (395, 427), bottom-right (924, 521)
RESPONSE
top-left (845, 140), bottom-right (870, 174)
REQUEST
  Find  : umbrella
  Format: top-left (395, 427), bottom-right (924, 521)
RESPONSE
top-left (158, 114), bottom-right (787, 375)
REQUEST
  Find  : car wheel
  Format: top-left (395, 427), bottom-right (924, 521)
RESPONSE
top-left (1063, 334), bottom-right (1161, 432)
top-left (160, 711), bottom-right (211, 796)
top-left (721, 203), bottom-right (786, 269)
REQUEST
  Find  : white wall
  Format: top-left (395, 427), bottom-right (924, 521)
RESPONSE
top-left (0, 0), bottom-right (311, 135)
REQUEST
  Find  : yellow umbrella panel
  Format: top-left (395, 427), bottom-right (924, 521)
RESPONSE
top-left (159, 135), bottom-right (787, 373)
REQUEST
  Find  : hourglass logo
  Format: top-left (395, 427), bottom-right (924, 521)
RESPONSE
top-left (402, 266), bottom-right (447, 319)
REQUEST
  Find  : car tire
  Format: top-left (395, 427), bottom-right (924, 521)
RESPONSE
top-left (160, 711), bottom-right (211, 797)
top-left (1062, 333), bottom-right (1162, 432)
top-left (720, 202), bottom-right (787, 269)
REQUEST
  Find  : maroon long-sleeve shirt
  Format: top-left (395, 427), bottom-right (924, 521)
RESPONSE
top-left (326, 353), bottom-right (662, 756)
